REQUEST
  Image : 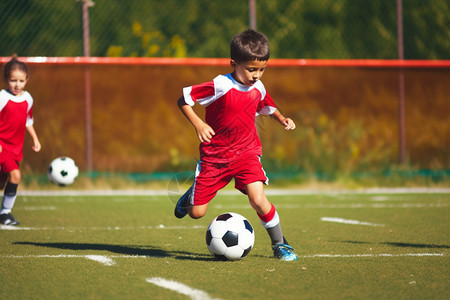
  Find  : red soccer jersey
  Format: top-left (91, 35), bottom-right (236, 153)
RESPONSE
top-left (183, 73), bottom-right (276, 163)
top-left (0, 89), bottom-right (34, 162)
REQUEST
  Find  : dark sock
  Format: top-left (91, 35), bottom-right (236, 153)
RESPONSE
top-left (266, 223), bottom-right (284, 245)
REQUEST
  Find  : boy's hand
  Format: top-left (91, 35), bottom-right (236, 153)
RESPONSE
top-left (196, 122), bottom-right (215, 143)
top-left (270, 110), bottom-right (296, 130)
top-left (178, 97), bottom-right (215, 143)
top-left (32, 140), bottom-right (41, 152)
top-left (281, 117), bottom-right (296, 130)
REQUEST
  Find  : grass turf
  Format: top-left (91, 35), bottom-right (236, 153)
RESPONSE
top-left (0, 190), bottom-right (448, 299)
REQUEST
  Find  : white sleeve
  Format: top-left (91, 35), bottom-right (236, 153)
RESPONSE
top-left (25, 93), bottom-right (34, 127)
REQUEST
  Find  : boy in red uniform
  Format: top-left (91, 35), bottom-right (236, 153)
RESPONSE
top-left (174, 30), bottom-right (297, 261)
top-left (0, 57), bottom-right (41, 225)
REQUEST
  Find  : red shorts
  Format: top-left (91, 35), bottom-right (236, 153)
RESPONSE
top-left (191, 155), bottom-right (268, 206)
top-left (0, 151), bottom-right (20, 174)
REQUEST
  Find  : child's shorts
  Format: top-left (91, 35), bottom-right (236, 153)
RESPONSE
top-left (0, 152), bottom-right (20, 173)
top-left (191, 155), bottom-right (269, 206)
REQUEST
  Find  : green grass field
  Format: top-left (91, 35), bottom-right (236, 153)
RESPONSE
top-left (1, 188), bottom-right (449, 299)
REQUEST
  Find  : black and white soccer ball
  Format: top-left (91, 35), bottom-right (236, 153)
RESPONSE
top-left (48, 156), bottom-right (79, 186)
top-left (206, 212), bottom-right (255, 261)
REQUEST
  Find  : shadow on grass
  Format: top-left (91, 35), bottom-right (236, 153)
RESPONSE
top-left (382, 242), bottom-right (450, 249)
top-left (13, 241), bottom-right (216, 261)
top-left (342, 240), bottom-right (450, 249)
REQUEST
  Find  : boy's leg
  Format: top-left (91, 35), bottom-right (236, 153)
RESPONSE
top-left (174, 186), bottom-right (193, 218)
top-left (174, 160), bottom-right (231, 219)
top-left (0, 172), bottom-right (8, 189)
top-left (246, 181), bottom-right (284, 245)
top-left (174, 186), bottom-right (210, 219)
top-left (245, 181), bottom-right (297, 261)
top-left (174, 160), bottom-right (201, 219)
top-left (189, 203), bottom-right (209, 219)
top-left (1, 181), bottom-right (18, 214)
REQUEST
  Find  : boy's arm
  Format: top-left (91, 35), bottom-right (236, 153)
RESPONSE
top-left (270, 109), bottom-right (296, 130)
top-left (177, 96), bottom-right (215, 143)
top-left (26, 125), bottom-right (41, 152)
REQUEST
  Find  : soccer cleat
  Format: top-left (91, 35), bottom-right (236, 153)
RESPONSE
top-left (272, 244), bottom-right (298, 261)
top-left (174, 186), bottom-right (192, 219)
top-left (0, 213), bottom-right (20, 226)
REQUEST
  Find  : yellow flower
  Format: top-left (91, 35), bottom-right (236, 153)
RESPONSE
top-left (106, 45), bottom-right (123, 57)
top-left (132, 22), bottom-right (143, 36)
top-left (147, 45), bottom-right (160, 56)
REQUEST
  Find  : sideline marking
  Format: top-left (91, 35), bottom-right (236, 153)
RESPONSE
top-left (3, 254), bottom-right (145, 266)
top-left (0, 225), bottom-right (63, 231)
top-left (215, 203), bottom-right (448, 209)
top-left (21, 206), bottom-right (57, 211)
top-left (303, 253), bottom-right (444, 258)
top-left (85, 255), bottom-right (115, 266)
top-left (3, 252), bottom-right (444, 260)
top-left (321, 217), bottom-right (384, 226)
top-left (146, 277), bottom-right (221, 300)
top-left (5, 254), bottom-right (147, 259)
top-left (0, 225), bottom-right (205, 231)
top-left (19, 187), bottom-right (450, 197)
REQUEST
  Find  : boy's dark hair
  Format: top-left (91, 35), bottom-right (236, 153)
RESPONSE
top-left (230, 29), bottom-right (270, 63)
top-left (3, 55), bottom-right (29, 81)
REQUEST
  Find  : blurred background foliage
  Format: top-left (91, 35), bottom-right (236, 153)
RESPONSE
top-left (14, 64), bottom-right (449, 185)
top-left (0, 0), bottom-right (449, 186)
top-left (0, 0), bottom-right (449, 59)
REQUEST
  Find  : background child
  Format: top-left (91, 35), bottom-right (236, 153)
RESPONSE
top-left (174, 29), bottom-right (298, 261)
top-left (0, 56), bottom-right (41, 226)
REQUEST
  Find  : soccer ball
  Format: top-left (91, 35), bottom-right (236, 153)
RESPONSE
top-left (48, 156), bottom-right (79, 186)
top-left (206, 212), bottom-right (255, 261)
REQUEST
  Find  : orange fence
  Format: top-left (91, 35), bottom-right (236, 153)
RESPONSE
top-left (1, 57), bottom-right (449, 176)
top-left (3, 57), bottom-right (449, 67)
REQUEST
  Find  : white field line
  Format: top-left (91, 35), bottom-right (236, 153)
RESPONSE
top-left (85, 255), bottom-right (116, 266)
top-left (146, 277), bottom-right (221, 300)
top-left (303, 253), bottom-right (445, 258)
top-left (4, 254), bottom-right (147, 259)
top-left (263, 187), bottom-right (450, 195)
top-left (3, 252), bottom-right (444, 261)
top-left (214, 203), bottom-right (449, 209)
top-left (2, 254), bottom-right (143, 266)
top-left (0, 225), bottom-right (205, 231)
top-left (321, 217), bottom-right (384, 226)
top-left (215, 203), bottom-right (449, 210)
top-left (20, 190), bottom-right (169, 196)
top-left (19, 187), bottom-right (450, 197)
top-left (20, 206), bottom-right (57, 211)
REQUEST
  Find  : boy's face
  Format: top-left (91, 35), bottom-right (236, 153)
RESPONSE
top-left (230, 59), bottom-right (267, 86)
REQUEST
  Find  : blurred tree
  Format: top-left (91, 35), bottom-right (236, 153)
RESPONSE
top-left (403, 0), bottom-right (450, 59)
top-left (0, 0), bottom-right (82, 56)
top-left (340, 0), bottom-right (397, 59)
top-left (0, 0), bottom-right (448, 59)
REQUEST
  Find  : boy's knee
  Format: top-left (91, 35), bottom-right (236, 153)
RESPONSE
top-left (249, 194), bottom-right (269, 208)
top-left (9, 170), bottom-right (21, 184)
top-left (250, 194), bottom-right (266, 204)
top-left (189, 205), bottom-right (208, 219)
top-left (189, 210), bottom-right (205, 219)
top-left (189, 213), bottom-right (203, 219)
top-left (249, 195), bottom-right (272, 216)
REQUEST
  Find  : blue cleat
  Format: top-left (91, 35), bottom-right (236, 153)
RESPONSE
top-left (272, 244), bottom-right (298, 261)
top-left (174, 187), bottom-right (192, 219)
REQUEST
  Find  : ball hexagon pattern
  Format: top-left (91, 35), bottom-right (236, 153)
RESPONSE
top-left (206, 212), bottom-right (255, 261)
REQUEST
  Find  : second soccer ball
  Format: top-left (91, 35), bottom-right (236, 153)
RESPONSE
top-left (48, 156), bottom-right (79, 186)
